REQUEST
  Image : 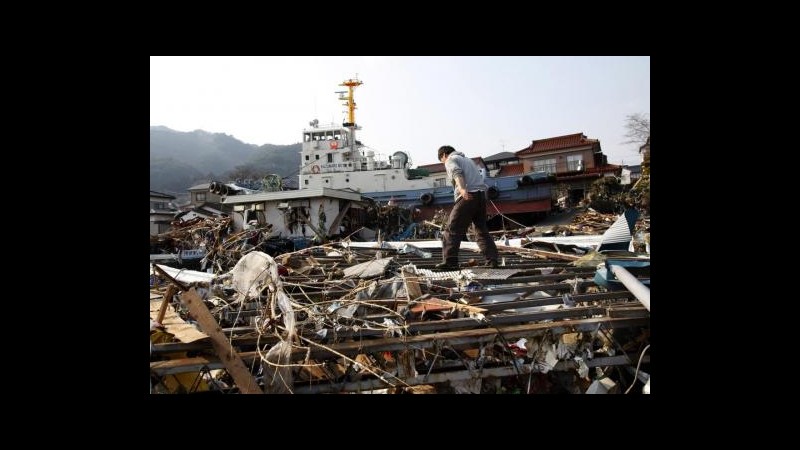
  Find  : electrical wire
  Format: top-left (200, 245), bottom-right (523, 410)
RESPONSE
top-left (624, 344), bottom-right (650, 394)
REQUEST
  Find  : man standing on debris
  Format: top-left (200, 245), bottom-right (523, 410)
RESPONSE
top-left (434, 145), bottom-right (499, 270)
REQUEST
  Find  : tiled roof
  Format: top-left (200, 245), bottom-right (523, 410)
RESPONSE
top-left (483, 152), bottom-right (517, 162)
top-left (516, 133), bottom-right (598, 155)
top-left (496, 163), bottom-right (524, 177)
top-left (150, 190), bottom-right (176, 199)
top-left (188, 183), bottom-right (211, 191)
top-left (417, 162), bottom-right (445, 173)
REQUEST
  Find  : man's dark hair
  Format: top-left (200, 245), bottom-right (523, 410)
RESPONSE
top-left (437, 145), bottom-right (456, 160)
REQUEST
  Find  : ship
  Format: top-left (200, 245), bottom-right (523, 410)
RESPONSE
top-left (297, 78), bottom-right (553, 221)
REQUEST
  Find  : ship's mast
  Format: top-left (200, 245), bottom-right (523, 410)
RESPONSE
top-left (339, 78), bottom-right (362, 126)
top-left (339, 78), bottom-right (362, 158)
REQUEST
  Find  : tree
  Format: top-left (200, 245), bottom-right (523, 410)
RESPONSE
top-left (622, 113), bottom-right (650, 146)
top-left (226, 165), bottom-right (262, 181)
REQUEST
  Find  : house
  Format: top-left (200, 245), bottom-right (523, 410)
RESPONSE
top-left (515, 132), bottom-right (621, 206)
top-left (482, 152), bottom-right (520, 177)
top-left (150, 191), bottom-right (179, 235)
top-left (620, 165), bottom-right (642, 185)
top-left (175, 183), bottom-right (233, 223)
top-left (174, 204), bottom-right (230, 223)
top-left (187, 183), bottom-right (222, 207)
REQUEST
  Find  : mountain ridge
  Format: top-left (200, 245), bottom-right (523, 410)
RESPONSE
top-left (149, 126), bottom-right (300, 195)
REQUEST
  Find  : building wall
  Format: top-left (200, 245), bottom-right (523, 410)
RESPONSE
top-left (190, 190), bottom-right (221, 206)
top-left (150, 193), bottom-right (178, 235)
top-left (150, 214), bottom-right (174, 235)
top-left (519, 147), bottom-right (594, 174)
top-left (230, 197), bottom-right (348, 238)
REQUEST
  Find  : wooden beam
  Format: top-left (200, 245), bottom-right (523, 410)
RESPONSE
top-left (327, 200), bottom-right (352, 235)
top-left (151, 316), bottom-right (648, 375)
top-left (156, 284), bottom-right (176, 325)
top-left (177, 288), bottom-right (263, 394)
top-left (401, 267), bottom-right (423, 301)
top-left (496, 244), bottom-right (581, 261)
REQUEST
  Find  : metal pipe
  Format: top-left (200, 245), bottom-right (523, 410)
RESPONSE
top-left (610, 264), bottom-right (650, 311)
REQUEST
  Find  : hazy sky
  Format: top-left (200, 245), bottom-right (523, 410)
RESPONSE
top-left (150, 56), bottom-right (649, 167)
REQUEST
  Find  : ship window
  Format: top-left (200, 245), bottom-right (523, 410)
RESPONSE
top-left (305, 155), bottom-right (309, 161)
top-left (325, 179), bottom-right (329, 183)
top-left (327, 154), bottom-right (333, 163)
top-left (304, 179), bottom-right (309, 185)
top-left (346, 178), bottom-right (349, 183)
top-left (316, 155), bottom-right (320, 160)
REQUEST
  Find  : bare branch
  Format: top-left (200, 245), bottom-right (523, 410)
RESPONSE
top-left (621, 113), bottom-right (650, 146)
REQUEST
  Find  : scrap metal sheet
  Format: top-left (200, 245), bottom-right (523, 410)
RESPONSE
top-left (153, 264), bottom-right (216, 285)
top-left (416, 268), bottom-right (520, 280)
top-left (343, 257), bottom-right (394, 279)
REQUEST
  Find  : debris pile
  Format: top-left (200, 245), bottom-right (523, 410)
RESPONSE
top-left (150, 237), bottom-right (650, 394)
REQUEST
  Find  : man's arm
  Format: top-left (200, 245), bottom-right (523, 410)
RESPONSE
top-left (453, 174), bottom-right (470, 199)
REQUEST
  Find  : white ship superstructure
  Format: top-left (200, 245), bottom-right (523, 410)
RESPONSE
top-left (298, 78), bottom-right (437, 194)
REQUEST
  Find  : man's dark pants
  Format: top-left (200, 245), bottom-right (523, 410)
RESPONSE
top-left (442, 191), bottom-right (499, 265)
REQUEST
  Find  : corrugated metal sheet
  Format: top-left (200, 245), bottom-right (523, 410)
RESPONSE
top-left (597, 209), bottom-right (639, 252)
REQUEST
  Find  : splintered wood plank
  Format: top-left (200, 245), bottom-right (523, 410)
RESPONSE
top-left (178, 288), bottom-right (263, 394)
top-left (149, 299), bottom-right (208, 344)
top-left (156, 284), bottom-right (176, 325)
top-left (401, 268), bottom-right (423, 301)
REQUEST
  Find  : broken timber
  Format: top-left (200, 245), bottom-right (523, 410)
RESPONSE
top-left (150, 316), bottom-right (647, 376)
top-left (176, 288), bottom-right (263, 394)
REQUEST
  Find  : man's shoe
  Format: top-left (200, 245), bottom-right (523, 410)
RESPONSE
top-left (433, 261), bottom-right (460, 271)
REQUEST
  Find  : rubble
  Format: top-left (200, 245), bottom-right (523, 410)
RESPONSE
top-left (151, 225), bottom-right (650, 393)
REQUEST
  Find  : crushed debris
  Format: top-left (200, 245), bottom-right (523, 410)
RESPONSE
top-left (151, 203), bottom-right (650, 394)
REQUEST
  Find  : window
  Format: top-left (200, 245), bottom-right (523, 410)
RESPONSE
top-left (567, 154), bottom-right (583, 171)
top-left (316, 155), bottom-right (320, 160)
top-left (534, 158), bottom-right (556, 174)
top-left (196, 192), bottom-right (206, 202)
top-left (327, 153), bottom-right (333, 163)
top-left (304, 179), bottom-right (309, 185)
top-left (305, 155), bottom-right (309, 161)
